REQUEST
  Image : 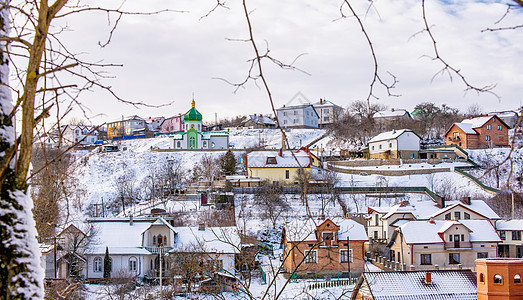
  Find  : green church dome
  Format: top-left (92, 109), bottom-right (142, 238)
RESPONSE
top-left (184, 99), bottom-right (203, 122)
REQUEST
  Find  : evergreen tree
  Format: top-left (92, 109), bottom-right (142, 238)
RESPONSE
top-left (220, 150), bottom-right (237, 176)
top-left (103, 247), bottom-right (111, 279)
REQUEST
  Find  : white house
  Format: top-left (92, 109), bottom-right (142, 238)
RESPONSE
top-left (388, 219), bottom-right (501, 271)
top-left (276, 104), bottom-right (319, 129)
top-left (368, 129), bottom-right (421, 159)
top-left (59, 125), bottom-right (99, 146)
top-left (84, 217), bottom-right (240, 280)
top-left (311, 98), bottom-right (344, 128)
top-left (495, 220), bottom-right (523, 258)
top-left (170, 100), bottom-right (229, 150)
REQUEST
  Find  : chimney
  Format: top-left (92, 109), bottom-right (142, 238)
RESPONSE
top-left (320, 98), bottom-right (323, 104)
top-left (425, 272), bottom-right (432, 284)
top-left (254, 113), bottom-right (257, 116)
top-left (283, 104), bottom-right (286, 108)
top-left (129, 215), bottom-right (134, 226)
top-left (399, 200), bottom-right (410, 207)
top-left (461, 196), bottom-right (471, 205)
top-left (391, 108), bottom-right (395, 112)
top-left (436, 196), bottom-right (445, 209)
top-left (198, 223), bottom-right (205, 231)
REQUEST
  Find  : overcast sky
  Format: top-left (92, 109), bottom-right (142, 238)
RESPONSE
top-left (51, 0), bottom-right (523, 124)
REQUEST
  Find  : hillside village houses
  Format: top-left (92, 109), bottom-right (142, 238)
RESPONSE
top-left (276, 104), bottom-right (319, 129)
top-left (282, 218), bottom-right (368, 277)
top-left (41, 217), bottom-right (240, 281)
top-left (444, 115), bottom-right (510, 149)
top-left (246, 147), bottom-right (321, 184)
top-left (242, 114), bottom-right (276, 129)
top-left (107, 115), bottom-right (146, 139)
top-left (160, 114), bottom-right (184, 134)
top-left (57, 125), bottom-right (100, 146)
top-left (312, 98), bottom-right (344, 128)
top-left (169, 100), bottom-right (230, 149)
top-left (373, 108), bottom-right (413, 131)
top-left (367, 129), bottom-right (421, 159)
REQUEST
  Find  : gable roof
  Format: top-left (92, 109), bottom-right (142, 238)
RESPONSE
top-left (445, 115), bottom-right (510, 137)
top-left (368, 129), bottom-right (421, 144)
top-left (396, 220), bottom-right (501, 245)
top-left (169, 226), bottom-right (240, 254)
top-left (284, 217), bottom-right (368, 242)
top-left (247, 115), bottom-right (276, 126)
top-left (496, 220), bottom-right (523, 231)
top-left (373, 109), bottom-right (412, 119)
top-left (351, 270), bottom-right (477, 300)
top-left (311, 99), bottom-right (342, 108)
top-left (276, 104), bottom-right (320, 118)
top-left (428, 201), bottom-right (500, 220)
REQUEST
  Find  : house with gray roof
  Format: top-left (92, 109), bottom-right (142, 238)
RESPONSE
top-left (351, 270), bottom-right (477, 300)
top-left (368, 129), bottom-right (421, 159)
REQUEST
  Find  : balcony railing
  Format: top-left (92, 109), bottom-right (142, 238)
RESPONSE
top-left (145, 246), bottom-right (173, 253)
top-left (444, 241), bottom-right (472, 250)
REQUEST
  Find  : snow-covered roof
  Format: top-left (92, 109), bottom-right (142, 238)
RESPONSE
top-left (368, 129), bottom-right (420, 144)
top-left (248, 115), bottom-right (276, 126)
top-left (247, 149), bottom-right (313, 168)
top-left (496, 220), bottom-right (523, 231)
top-left (452, 123), bottom-right (477, 134)
top-left (398, 220), bottom-right (501, 244)
top-left (373, 109), bottom-right (412, 119)
top-left (88, 220), bottom-right (152, 255)
top-left (371, 199), bottom-right (499, 221)
top-left (357, 270), bottom-right (477, 300)
top-left (368, 206), bottom-right (392, 214)
top-left (428, 200), bottom-right (500, 220)
top-left (284, 217), bottom-right (368, 242)
top-left (170, 226), bottom-right (240, 254)
top-left (461, 116), bottom-right (492, 128)
top-left (311, 99), bottom-right (342, 108)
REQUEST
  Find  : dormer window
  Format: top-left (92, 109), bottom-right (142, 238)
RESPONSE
top-left (266, 157), bottom-right (277, 164)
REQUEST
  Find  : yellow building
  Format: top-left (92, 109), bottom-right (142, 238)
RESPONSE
top-left (107, 120), bottom-right (122, 139)
top-left (246, 147), bottom-right (321, 184)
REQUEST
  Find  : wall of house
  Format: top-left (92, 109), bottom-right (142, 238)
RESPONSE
top-left (367, 212), bottom-right (386, 242)
top-left (208, 136), bottom-right (229, 149)
top-left (446, 125), bottom-right (471, 148)
top-left (474, 117), bottom-right (509, 148)
top-left (277, 106), bottom-right (319, 129)
top-left (86, 254), bottom-right (147, 279)
top-left (283, 240), bottom-right (365, 277)
top-left (161, 116), bottom-right (184, 133)
top-left (249, 167), bottom-right (311, 184)
top-left (144, 226), bottom-right (174, 248)
top-left (403, 243), bottom-right (498, 271)
top-left (432, 207), bottom-right (491, 223)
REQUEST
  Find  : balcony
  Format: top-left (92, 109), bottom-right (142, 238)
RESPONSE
top-left (145, 246), bottom-right (173, 253)
top-left (449, 136), bottom-right (461, 142)
top-left (444, 241), bottom-right (472, 250)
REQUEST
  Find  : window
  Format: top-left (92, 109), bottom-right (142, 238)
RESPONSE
top-left (323, 116), bottom-right (329, 121)
top-left (479, 273), bottom-right (485, 283)
top-left (129, 257), bottom-right (137, 271)
top-left (340, 249), bottom-right (352, 263)
top-left (283, 120), bottom-right (287, 124)
top-left (373, 231), bottom-right (378, 239)
top-left (486, 135), bottom-right (491, 141)
top-left (449, 253), bottom-right (460, 264)
top-left (410, 153), bottom-right (415, 159)
top-left (94, 257), bottom-right (102, 272)
top-left (445, 213), bottom-right (451, 220)
top-left (449, 235), bottom-right (453, 241)
top-left (487, 124), bottom-right (491, 130)
top-left (203, 141), bottom-right (207, 147)
top-left (498, 125), bottom-right (502, 130)
top-left (420, 254), bottom-right (432, 265)
top-left (515, 274), bottom-right (521, 284)
top-left (500, 231), bottom-right (506, 240)
top-left (512, 231), bottom-right (522, 241)
top-left (454, 211), bottom-right (461, 220)
top-left (285, 170), bottom-right (290, 179)
top-left (375, 215), bottom-right (379, 226)
top-left (191, 124), bottom-right (194, 128)
top-left (494, 274), bottom-right (503, 284)
top-left (323, 232), bottom-right (333, 246)
top-left (492, 117), bottom-right (496, 122)
top-left (477, 252), bottom-right (488, 259)
top-left (464, 212), bottom-right (470, 219)
top-left (293, 119), bottom-right (298, 124)
top-left (153, 236), bottom-right (156, 245)
top-left (379, 144), bottom-right (382, 149)
top-left (266, 157), bottom-right (277, 164)
top-left (389, 142), bottom-right (392, 148)
top-left (461, 234), bottom-right (465, 241)
top-left (371, 146), bottom-right (375, 150)
top-left (294, 111), bottom-right (298, 115)
top-left (176, 141), bottom-right (181, 148)
top-left (304, 250), bottom-right (317, 263)
top-left (324, 109), bottom-right (329, 114)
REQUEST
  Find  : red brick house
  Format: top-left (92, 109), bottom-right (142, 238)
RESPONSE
top-left (444, 115), bottom-right (510, 149)
top-left (281, 217), bottom-right (368, 278)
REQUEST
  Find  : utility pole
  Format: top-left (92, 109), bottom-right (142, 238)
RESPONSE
top-left (159, 245), bottom-right (163, 296)
top-left (347, 235), bottom-right (351, 283)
